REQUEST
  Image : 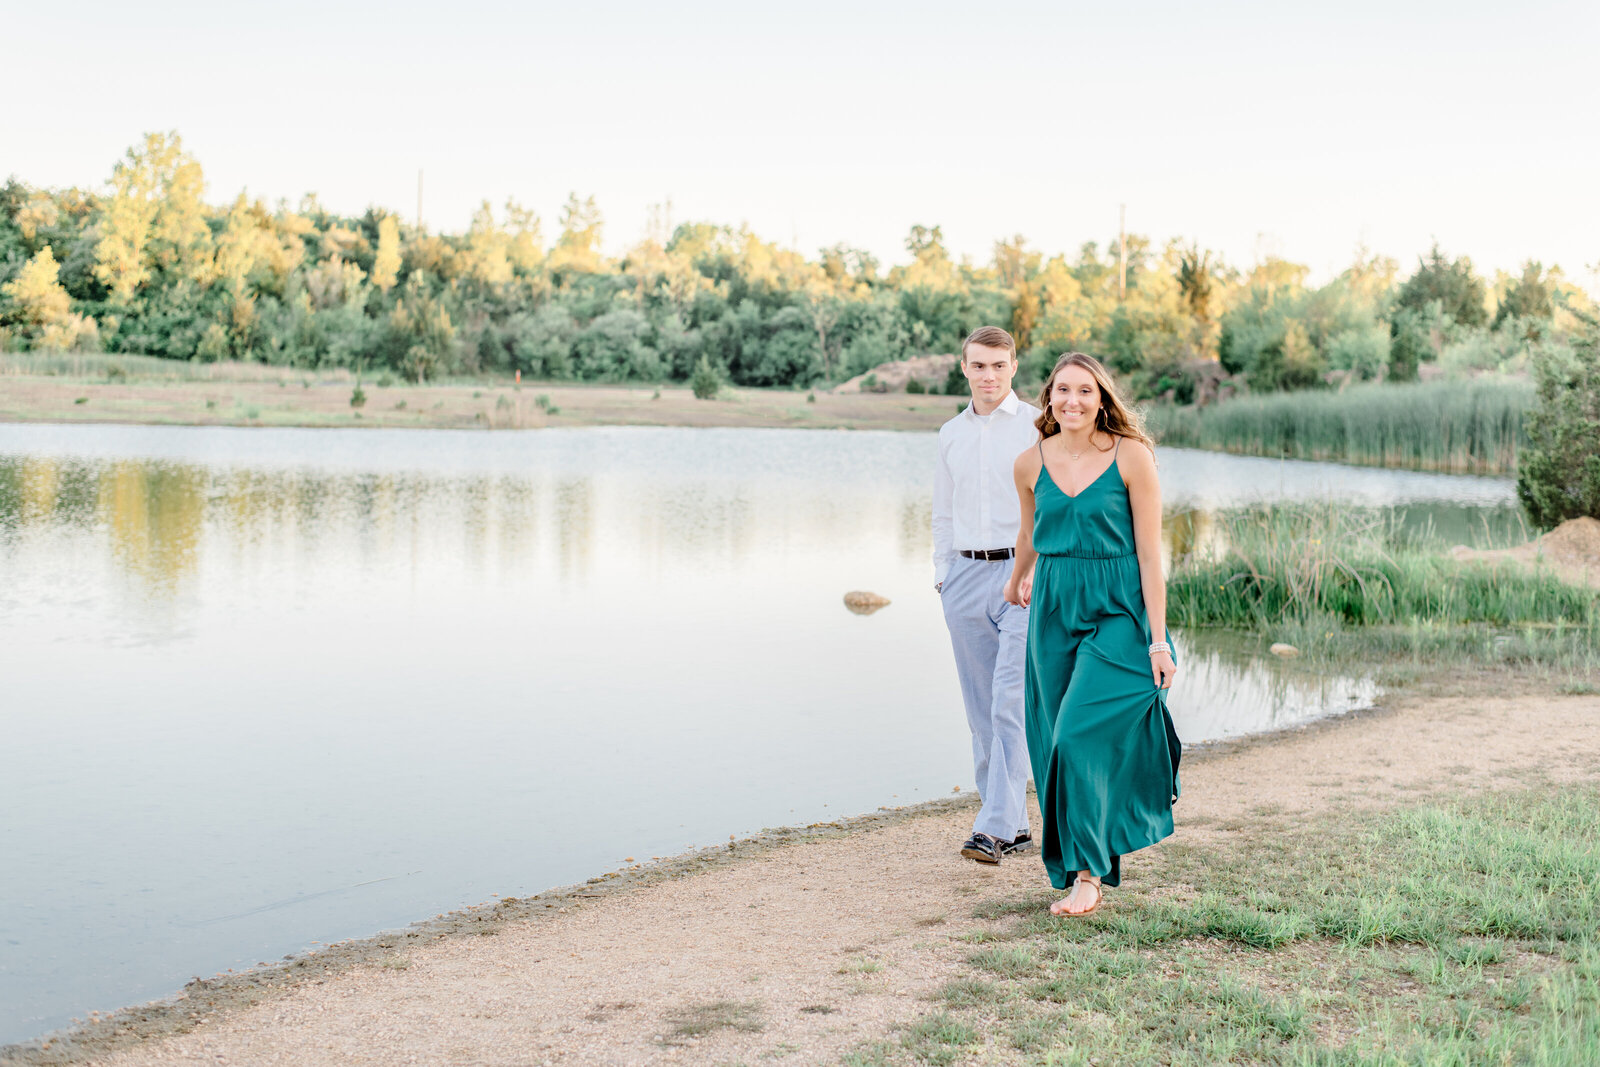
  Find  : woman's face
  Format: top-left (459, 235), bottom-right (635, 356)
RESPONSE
top-left (1050, 364), bottom-right (1101, 432)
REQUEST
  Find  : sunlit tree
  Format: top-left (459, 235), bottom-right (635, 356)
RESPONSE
top-left (371, 214), bottom-right (401, 293)
top-left (549, 193), bottom-right (604, 274)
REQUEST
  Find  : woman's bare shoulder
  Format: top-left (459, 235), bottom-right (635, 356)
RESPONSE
top-left (1113, 435), bottom-right (1157, 478)
top-left (1115, 435), bottom-right (1154, 462)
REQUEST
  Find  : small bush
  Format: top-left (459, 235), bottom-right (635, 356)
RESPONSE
top-left (104, 361), bottom-right (126, 382)
top-left (691, 355), bottom-right (722, 400)
top-left (534, 393), bottom-right (552, 411)
top-left (350, 385), bottom-right (367, 409)
top-left (495, 394), bottom-right (512, 411)
top-left (394, 400), bottom-right (407, 410)
top-left (377, 373), bottom-right (395, 388)
top-left (906, 377), bottom-right (926, 394)
top-left (243, 405), bottom-right (260, 419)
top-left (806, 392), bottom-right (816, 403)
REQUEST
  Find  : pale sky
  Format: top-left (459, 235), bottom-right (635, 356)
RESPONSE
top-left (7, 0), bottom-right (1598, 287)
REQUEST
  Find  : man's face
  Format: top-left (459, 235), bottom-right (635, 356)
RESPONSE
top-left (962, 343), bottom-right (1015, 405)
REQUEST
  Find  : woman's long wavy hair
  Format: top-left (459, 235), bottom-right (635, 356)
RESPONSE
top-left (1034, 352), bottom-right (1156, 453)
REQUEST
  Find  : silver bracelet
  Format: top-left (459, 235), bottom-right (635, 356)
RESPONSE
top-left (1148, 641), bottom-right (1171, 657)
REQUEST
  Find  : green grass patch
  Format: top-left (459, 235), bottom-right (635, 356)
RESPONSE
top-left (660, 999), bottom-right (764, 1042)
top-left (1168, 503), bottom-right (1600, 673)
top-left (849, 784), bottom-right (1600, 1065)
top-left (1147, 378), bottom-right (1532, 474)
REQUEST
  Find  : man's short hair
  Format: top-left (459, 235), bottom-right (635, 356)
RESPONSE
top-left (961, 326), bottom-right (1016, 362)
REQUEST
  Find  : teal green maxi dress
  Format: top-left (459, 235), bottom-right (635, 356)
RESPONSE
top-left (1024, 440), bottom-right (1181, 891)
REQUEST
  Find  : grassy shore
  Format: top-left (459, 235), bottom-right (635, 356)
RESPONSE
top-left (1147, 379), bottom-right (1533, 474)
top-left (1167, 504), bottom-right (1600, 683)
top-left (848, 782), bottom-right (1600, 1066)
top-left (0, 353), bottom-right (959, 432)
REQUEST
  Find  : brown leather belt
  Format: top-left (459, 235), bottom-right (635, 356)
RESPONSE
top-left (959, 548), bottom-right (1014, 561)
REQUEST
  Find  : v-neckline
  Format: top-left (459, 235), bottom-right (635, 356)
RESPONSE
top-left (1039, 447), bottom-right (1120, 500)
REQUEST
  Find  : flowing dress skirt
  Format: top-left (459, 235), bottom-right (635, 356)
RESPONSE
top-left (1024, 552), bottom-right (1181, 889)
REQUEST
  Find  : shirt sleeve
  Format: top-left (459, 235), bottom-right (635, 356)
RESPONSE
top-left (931, 434), bottom-right (956, 586)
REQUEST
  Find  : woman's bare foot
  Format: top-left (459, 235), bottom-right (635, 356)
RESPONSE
top-left (1048, 875), bottom-right (1102, 916)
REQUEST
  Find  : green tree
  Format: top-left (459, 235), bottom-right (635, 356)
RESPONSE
top-left (1176, 246), bottom-right (1216, 325)
top-left (690, 354), bottom-right (722, 399)
top-left (1493, 261), bottom-right (1553, 337)
top-left (1517, 315), bottom-right (1600, 527)
top-left (1387, 308), bottom-right (1430, 381)
top-left (1395, 243), bottom-right (1487, 328)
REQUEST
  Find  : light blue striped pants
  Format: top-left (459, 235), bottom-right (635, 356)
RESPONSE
top-left (940, 554), bottom-right (1031, 841)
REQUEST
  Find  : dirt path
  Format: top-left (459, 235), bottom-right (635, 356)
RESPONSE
top-left (15, 692), bottom-right (1600, 1067)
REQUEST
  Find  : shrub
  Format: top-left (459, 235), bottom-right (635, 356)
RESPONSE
top-left (944, 358), bottom-right (969, 396)
top-left (1518, 316), bottom-right (1600, 527)
top-left (906, 376), bottom-right (926, 394)
top-left (1325, 324), bottom-right (1389, 381)
top-left (350, 384), bottom-right (366, 409)
top-left (691, 355), bottom-right (722, 399)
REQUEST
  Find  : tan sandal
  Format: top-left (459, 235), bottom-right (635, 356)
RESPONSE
top-left (1050, 879), bottom-right (1103, 917)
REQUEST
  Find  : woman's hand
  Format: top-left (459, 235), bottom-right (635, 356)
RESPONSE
top-left (1151, 650), bottom-right (1177, 690)
top-left (1003, 569), bottom-right (1033, 608)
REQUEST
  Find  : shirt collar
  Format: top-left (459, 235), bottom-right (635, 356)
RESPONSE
top-left (966, 390), bottom-right (1020, 420)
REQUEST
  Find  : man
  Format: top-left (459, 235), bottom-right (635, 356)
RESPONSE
top-left (933, 325), bottom-right (1040, 865)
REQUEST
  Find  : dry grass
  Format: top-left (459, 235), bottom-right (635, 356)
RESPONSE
top-left (0, 368), bottom-right (958, 433)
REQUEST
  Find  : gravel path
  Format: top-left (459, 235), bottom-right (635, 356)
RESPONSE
top-left (16, 692), bottom-right (1600, 1067)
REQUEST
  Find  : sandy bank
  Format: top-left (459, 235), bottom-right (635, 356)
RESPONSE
top-left (7, 689), bottom-right (1598, 1067)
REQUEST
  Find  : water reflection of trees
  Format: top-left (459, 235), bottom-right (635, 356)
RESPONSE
top-left (0, 451), bottom-right (1517, 614)
top-left (99, 463), bottom-right (206, 596)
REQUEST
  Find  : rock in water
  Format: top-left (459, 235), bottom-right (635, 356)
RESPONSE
top-left (843, 591), bottom-right (891, 615)
top-left (1269, 642), bottom-right (1300, 658)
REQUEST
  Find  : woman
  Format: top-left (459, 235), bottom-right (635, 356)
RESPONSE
top-left (1002, 352), bottom-right (1180, 917)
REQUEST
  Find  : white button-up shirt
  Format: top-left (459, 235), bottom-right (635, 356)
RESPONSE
top-left (932, 390), bottom-right (1042, 586)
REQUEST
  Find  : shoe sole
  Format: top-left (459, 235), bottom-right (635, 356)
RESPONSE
top-left (960, 846), bottom-right (1001, 864)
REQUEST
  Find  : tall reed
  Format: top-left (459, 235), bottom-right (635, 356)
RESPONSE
top-left (0, 351), bottom-right (327, 382)
top-left (1147, 379), bottom-right (1533, 474)
top-left (1169, 504), bottom-right (1597, 633)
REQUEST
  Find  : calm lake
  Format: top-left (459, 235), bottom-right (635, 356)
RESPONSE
top-left (0, 423), bottom-right (1520, 1044)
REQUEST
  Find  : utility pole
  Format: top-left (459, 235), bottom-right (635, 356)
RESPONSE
top-left (416, 169), bottom-right (424, 234)
top-left (1118, 204), bottom-right (1127, 302)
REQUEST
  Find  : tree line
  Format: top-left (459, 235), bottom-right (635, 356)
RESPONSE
top-left (1, 132), bottom-right (1593, 400)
